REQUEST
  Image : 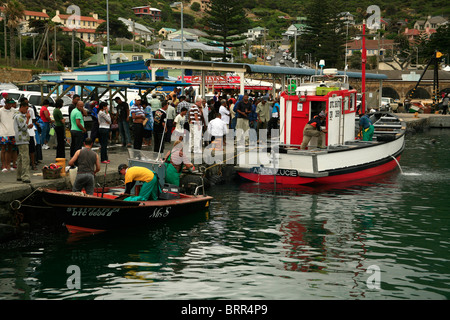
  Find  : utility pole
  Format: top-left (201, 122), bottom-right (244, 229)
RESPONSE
top-left (263, 27), bottom-right (266, 65)
top-left (71, 29), bottom-right (74, 70)
top-left (132, 20), bottom-right (135, 52)
top-left (106, 0), bottom-right (111, 81)
top-left (54, 24), bottom-right (57, 62)
top-left (294, 28), bottom-right (297, 68)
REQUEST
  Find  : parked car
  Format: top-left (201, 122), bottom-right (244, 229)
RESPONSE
top-left (380, 97), bottom-right (398, 112)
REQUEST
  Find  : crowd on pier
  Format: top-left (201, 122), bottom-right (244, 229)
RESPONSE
top-left (0, 88), bottom-right (282, 183)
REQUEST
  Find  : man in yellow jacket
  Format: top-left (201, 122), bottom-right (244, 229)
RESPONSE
top-left (118, 164), bottom-right (159, 201)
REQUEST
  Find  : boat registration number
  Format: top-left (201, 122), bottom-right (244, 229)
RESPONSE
top-left (251, 167), bottom-right (298, 177)
top-left (67, 207), bottom-right (120, 217)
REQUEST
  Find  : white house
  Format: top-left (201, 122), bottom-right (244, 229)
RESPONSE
top-left (283, 24), bottom-right (308, 39)
top-left (150, 40), bottom-right (223, 60)
top-left (245, 27), bottom-right (267, 42)
top-left (118, 17), bottom-right (154, 42)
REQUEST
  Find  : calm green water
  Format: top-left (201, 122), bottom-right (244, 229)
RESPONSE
top-left (1, 129), bottom-right (449, 300)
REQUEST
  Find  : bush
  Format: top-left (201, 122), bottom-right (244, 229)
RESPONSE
top-left (191, 2), bottom-right (200, 12)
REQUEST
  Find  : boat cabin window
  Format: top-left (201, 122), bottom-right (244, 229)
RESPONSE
top-left (311, 101), bottom-right (326, 117)
top-left (349, 93), bottom-right (355, 111)
top-left (344, 96), bottom-right (349, 111)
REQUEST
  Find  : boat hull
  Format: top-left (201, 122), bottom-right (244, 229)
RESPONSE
top-left (237, 154), bottom-right (402, 185)
top-left (236, 123), bottom-right (405, 186)
top-left (34, 189), bottom-right (212, 233)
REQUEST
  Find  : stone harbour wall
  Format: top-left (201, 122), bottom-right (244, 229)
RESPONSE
top-left (0, 68), bottom-right (33, 83)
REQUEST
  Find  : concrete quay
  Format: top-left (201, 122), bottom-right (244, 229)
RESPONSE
top-left (398, 112), bottom-right (450, 131)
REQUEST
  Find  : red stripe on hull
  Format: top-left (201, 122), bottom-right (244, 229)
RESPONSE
top-left (65, 224), bottom-right (106, 234)
top-left (237, 156), bottom-right (401, 185)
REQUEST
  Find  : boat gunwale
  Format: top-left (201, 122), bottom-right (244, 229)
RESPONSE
top-left (39, 188), bottom-right (212, 209)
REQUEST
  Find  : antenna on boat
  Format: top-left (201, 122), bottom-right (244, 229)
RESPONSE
top-left (361, 19), bottom-right (367, 115)
top-left (319, 60), bottom-right (325, 75)
top-left (156, 118), bottom-right (168, 161)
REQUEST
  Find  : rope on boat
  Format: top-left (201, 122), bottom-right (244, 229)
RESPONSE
top-left (9, 187), bottom-right (45, 211)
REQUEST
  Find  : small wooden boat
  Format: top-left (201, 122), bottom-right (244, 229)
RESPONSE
top-left (19, 155), bottom-right (212, 234)
top-left (27, 186), bottom-right (212, 234)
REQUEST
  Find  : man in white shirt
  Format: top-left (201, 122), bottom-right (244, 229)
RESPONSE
top-left (189, 96), bottom-right (204, 154)
top-left (207, 113), bottom-right (228, 150)
top-left (173, 107), bottom-right (187, 141)
top-left (218, 99), bottom-right (230, 127)
top-left (0, 98), bottom-right (18, 172)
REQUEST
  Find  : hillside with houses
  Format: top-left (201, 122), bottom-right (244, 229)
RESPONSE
top-left (0, 0), bottom-right (448, 71)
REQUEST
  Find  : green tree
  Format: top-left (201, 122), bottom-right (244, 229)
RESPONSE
top-left (3, 0), bottom-right (24, 67)
top-left (96, 17), bottom-right (133, 43)
top-left (298, 0), bottom-right (346, 68)
top-left (422, 24), bottom-right (450, 62)
top-left (191, 2), bottom-right (200, 12)
top-left (204, 0), bottom-right (250, 61)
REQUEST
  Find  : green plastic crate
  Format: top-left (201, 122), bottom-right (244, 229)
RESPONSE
top-left (316, 87), bottom-right (339, 96)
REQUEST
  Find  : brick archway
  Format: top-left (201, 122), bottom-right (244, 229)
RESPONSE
top-left (406, 87), bottom-right (431, 99)
top-left (382, 86), bottom-right (400, 99)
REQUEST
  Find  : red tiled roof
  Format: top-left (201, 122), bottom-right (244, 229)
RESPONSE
top-left (404, 29), bottom-right (421, 36)
top-left (60, 27), bottom-right (103, 34)
top-left (347, 39), bottom-right (395, 50)
top-left (57, 14), bottom-right (105, 23)
top-left (24, 10), bottom-right (49, 18)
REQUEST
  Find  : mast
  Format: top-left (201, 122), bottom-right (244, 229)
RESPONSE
top-left (361, 20), bottom-right (366, 114)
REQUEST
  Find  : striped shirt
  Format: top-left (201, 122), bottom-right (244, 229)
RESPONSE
top-left (189, 105), bottom-right (201, 124)
top-left (130, 104), bottom-right (145, 122)
top-left (177, 100), bottom-right (192, 114)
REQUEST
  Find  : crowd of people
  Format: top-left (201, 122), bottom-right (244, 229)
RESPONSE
top-left (0, 87), bottom-right (282, 185)
top-left (0, 92), bottom-right (52, 183)
top-left (89, 88), bottom-right (283, 159)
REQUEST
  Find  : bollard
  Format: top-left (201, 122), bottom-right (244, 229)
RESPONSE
top-left (55, 158), bottom-right (67, 176)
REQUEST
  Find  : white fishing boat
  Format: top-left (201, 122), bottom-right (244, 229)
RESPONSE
top-left (235, 69), bottom-right (406, 185)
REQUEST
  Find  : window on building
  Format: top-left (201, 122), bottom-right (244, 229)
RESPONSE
top-left (133, 55), bottom-right (144, 61)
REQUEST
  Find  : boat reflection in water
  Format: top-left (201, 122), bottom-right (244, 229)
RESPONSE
top-left (236, 171), bottom-right (402, 298)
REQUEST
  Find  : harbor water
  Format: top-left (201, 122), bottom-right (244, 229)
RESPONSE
top-left (0, 128), bottom-right (449, 300)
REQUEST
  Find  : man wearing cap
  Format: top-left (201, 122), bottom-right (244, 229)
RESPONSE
top-left (256, 96), bottom-right (272, 139)
top-left (359, 111), bottom-right (375, 141)
top-left (118, 164), bottom-right (159, 201)
top-left (0, 92), bottom-right (8, 107)
top-left (114, 97), bottom-right (132, 147)
top-left (130, 95), bottom-right (146, 150)
top-left (300, 111), bottom-right (328, 150)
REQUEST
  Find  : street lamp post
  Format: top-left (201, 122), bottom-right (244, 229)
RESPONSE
top-left (74, 40), bottom-right (81, 66)
top-left (171, 2), bottom-right (184, 89)
top-left (106, 0), bottom-right (111, 80)
top-left (294, 28), bottom-right (297, 68)
top-left (304, 53), bottom-right (310, 68)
